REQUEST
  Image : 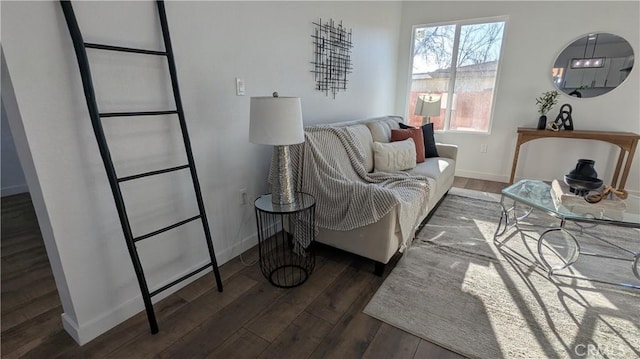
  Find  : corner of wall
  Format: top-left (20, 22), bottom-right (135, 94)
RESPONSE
top-left (2, 46), bottom-right (80, 333)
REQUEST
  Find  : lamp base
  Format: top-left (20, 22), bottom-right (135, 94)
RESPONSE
top-left (271, 145), bottom-right (295, 205)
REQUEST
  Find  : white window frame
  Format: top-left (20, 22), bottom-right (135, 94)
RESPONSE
top-left (405, 16), bottom-right (509, 134)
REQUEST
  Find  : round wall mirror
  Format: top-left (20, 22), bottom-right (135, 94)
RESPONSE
top-left (552, 33), bottom-right (634, 98)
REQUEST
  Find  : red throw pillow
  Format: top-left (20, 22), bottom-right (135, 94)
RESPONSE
top-left (391, 128), bottom-right (425, 163)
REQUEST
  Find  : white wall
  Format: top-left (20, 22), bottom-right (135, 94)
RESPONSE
top-left (1, 101), bottom-right (29, 196)
top-left (396, 1), bottom-right (640, 192)
top-left (1, 0), bottom-right (401, 344)
top-left (2, 48), bottom-right (78, 337)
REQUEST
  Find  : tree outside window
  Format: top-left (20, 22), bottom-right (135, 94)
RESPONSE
top-left (408, 18), bottom-right (506, 132)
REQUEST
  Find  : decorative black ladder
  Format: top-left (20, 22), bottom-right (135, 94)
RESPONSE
top-left (59, 0), bottom-right (223, 334)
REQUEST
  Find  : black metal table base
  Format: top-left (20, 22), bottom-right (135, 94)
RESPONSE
top-left (268, 264), bottom-right (310, 288)
top-left (255, 193), bottom-right (316, 288)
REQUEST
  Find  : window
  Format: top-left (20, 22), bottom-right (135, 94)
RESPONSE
top-left (407, 18), bottom-right (506, 132)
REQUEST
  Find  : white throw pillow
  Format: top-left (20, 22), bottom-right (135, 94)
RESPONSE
top-left (373, 138), bottom-right (417, 172)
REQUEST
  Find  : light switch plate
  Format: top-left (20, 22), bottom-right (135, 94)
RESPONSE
top-left (236, 77), bottom-right (245, 96)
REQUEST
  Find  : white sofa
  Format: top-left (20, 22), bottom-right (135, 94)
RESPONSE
top-left (310, 116), bottom-right (458, 274)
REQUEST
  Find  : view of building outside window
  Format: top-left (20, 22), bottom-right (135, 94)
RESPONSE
top-left (408, 20), bottom-right (506, 132)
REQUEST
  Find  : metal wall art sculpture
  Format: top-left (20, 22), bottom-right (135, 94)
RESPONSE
top-left (311, 19), bottom-right (353, 98)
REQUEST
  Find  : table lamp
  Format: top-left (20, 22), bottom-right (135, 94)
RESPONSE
top-left (414, 94), bottom-right (441, 124)
top-left (249, 92), bottom-right (304, 205)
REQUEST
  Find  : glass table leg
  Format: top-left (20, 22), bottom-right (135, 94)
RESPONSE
top-left (537, 221), bottom-right (581, 277)
top-left (494, 202), bottom-right (509, 240)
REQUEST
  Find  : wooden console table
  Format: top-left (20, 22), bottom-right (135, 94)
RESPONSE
top-left (510, 128), bottom-right (640, 189)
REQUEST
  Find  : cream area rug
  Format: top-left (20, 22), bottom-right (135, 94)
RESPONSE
top-left (364, 190), bottom-right (640, 359)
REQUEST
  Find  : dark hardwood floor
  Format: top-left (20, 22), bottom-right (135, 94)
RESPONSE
top-left (1, 177), bottom-right (507, 358)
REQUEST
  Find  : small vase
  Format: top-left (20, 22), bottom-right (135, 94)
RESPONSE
top-left (569, 159), bottom-right (598, 179)
top-left (536, 115), bottom-right (547, 130)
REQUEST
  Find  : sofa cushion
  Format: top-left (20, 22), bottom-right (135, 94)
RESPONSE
top-left (367, 121), bottom-right (390, 143)
top-left (391, 128), bottom-right (425, 163)
top-left (373, 139), bottom-right (417, 172)
top-left (366, 119), bottom-right (401, 143)
top-left (399, 122), bottom-right (439, 158)
top-left (408, 157), bottom-right (456, 198)
top-left (348, 124), bottom-right (375, 172)
top-left (383, 118), bottom-right (401, 131)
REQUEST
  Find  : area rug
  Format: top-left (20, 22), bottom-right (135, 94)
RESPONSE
top-left (364, 190), bottom-right (640, 359)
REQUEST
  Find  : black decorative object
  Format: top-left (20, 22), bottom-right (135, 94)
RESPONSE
top-left (537, 115), bottom-right (547, 130)
top-left (568, 89), bottom-right (582, 98)
top-left (553, 103), bottom-right (574, 131)
top-left (60, 0), bottom-right (223, 335)
top-left (311, 18), bottom-right (353, 98)
top-left (565, 159), bottom-right (602, 195)
top-left (570, 159), bottom-right (598, 179)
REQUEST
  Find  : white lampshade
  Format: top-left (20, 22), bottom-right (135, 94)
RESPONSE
top-left (249, 96), bottom-right (304, 145)
top-left (414, 94), bottom-right (442, 117)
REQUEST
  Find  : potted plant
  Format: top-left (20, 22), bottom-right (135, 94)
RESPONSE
top-left (535, 90), bottom-right (559, 130)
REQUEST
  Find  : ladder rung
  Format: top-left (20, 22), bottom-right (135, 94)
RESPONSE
top-left (134, 214), bottom-right (202, 243)
top-left (150, 262), bottom-right (213, 297)
top-left (118, 164), bottom-right (190, 183)
top-left (100, 110), bottom-right (179, 118)
top-left (85, 42), bottom-right (167, 56)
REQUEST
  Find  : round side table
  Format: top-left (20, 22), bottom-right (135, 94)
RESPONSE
top-left (254, 192), bottom-right (316, 288)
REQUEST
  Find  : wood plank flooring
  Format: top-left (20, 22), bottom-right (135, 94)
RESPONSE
top-left (1, 177), bottom-right (507, 358)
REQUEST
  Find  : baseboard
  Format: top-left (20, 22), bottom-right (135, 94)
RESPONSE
top-left (217, 231), bottom-right (259, 265)
top-left (1, 184), bottom-right (28, 197)
top-left (61, 313), bottom-right (82, 344)
top-left (63, 232), bottom-right (259, 345)
top-left (623, 190), bottom-right (640, 214)
top-left (455, 169), bottom-right (508, 183)
top-left (449, 187), bottom-right (502, 202)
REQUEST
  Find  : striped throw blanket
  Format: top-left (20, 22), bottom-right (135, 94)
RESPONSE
top-left (287, 126), bottom-right (431, 247)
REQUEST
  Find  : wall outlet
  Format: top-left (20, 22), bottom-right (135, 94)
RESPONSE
top-left (239, 188), bottom-right (248, 205)
top-left (480, 144), bottom-right (488, 153)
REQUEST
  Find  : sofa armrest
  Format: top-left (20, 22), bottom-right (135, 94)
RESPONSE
top-left (436, 143), bottom-right (458, 161)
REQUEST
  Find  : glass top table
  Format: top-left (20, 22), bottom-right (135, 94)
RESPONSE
top-left (495, 179), bottom-right (639, 288)
top-left (501, 179), bottom-right (640, 228)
